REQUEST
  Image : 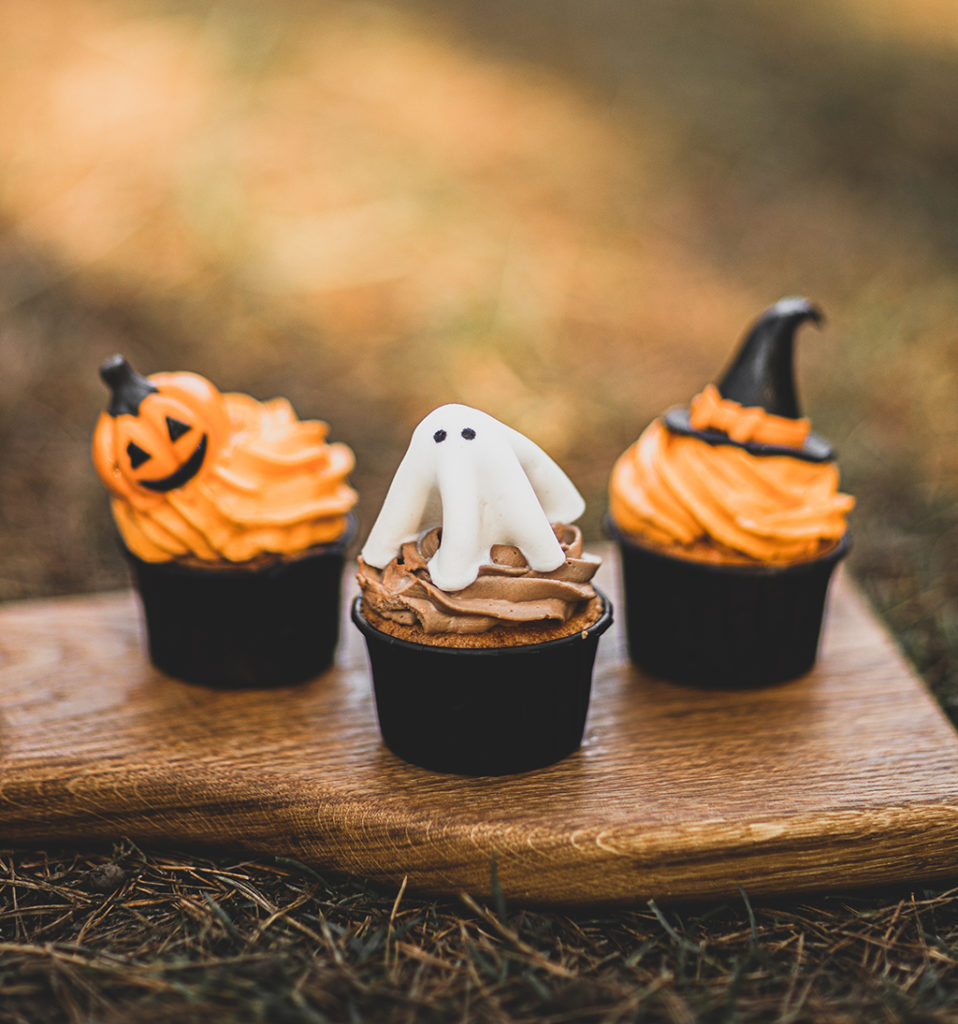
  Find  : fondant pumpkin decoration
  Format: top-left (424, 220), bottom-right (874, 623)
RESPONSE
top-left (92, 356), bottom-right (230, 507)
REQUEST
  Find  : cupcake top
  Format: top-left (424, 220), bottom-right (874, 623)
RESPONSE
top-left (92, 356), bottom-right (357, 564)
top-left (358, 404), bottom-right (600, 640)
top-left (609, 298), bottom-right (854, 565)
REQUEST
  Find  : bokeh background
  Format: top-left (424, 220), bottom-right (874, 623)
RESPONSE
top-left (1, 0), bottom-right (956, 707)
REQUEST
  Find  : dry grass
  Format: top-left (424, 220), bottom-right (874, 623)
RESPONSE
top-left (3, 843), bottom-right (958, 1024)
top-left (1, 0), bottom-right (958, 1019)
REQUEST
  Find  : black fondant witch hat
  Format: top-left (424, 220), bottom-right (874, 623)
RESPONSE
top-left (663, 297), bottom-right (834, 462)
top-left (100, 355), bottom-right (158, 417)
top-left (716, 296), bottom-right (822, 418)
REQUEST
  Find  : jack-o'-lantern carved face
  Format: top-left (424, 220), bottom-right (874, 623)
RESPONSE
top-left (92, 356), bottom-right (230, 507)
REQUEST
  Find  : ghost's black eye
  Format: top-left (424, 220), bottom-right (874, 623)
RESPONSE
top-left (461, 427), bottom-right (476, 440)
top-left (166, 416), bottom-right (191, 442)
top-left (127, 441), bottom-right (151, 469)
top-left (433, 429), bottom-right (447, 443)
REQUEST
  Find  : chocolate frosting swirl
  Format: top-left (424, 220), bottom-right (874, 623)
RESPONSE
top-left (357, 524), bottom-right (599, 634)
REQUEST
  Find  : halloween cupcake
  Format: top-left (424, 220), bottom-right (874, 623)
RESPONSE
top-left (352, 404), bottom-right (611, 775)
top-left (92, 356), bottom-right (357, 687)
top-left (607, 297), bottom-right (854, 687)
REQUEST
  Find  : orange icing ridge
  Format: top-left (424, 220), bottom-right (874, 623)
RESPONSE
top-left (688, 384), bottom-right (811, 448)
top-left (609, 392), bottom-right (854, 565)
top-left (93, 371), bottom-right (356, 564)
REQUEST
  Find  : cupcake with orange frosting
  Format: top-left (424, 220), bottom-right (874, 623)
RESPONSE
top-left (92, 356), bottom-right (357, 687)
top-left (608, 297), bottom-right (854, 686)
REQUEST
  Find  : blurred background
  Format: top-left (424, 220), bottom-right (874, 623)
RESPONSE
top-left (1, 0), bottom-right (956, 706)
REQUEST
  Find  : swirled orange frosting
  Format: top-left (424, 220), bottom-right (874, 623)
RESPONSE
top-left (609, 388), bottom-right (854, 565)
top-left (110, 391), bottom-right (356, 564)
top-left (357, 524), bottom-right (599, 639)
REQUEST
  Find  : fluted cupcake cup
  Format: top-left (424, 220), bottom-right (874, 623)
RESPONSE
top-left (607, 519), bottom-right (847, 688)
top-left (352, 589), bottom-right (612, 775)
top-left (125, 518), bottom-right (355, 688)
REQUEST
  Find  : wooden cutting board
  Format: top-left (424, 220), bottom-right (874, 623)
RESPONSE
top-left (2, 548), bottom-right (957, 906)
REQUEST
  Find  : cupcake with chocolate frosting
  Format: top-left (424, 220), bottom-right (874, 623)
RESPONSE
top-left (353, 404), bottom-right (611, 775)
top-left (92, 356), bottom-right (357, 687)
top-left (607, 297), bottom-right (854, 687)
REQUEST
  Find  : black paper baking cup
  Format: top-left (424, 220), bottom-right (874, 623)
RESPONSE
top-left (351, 591), bottom-right (612, 776)
top-left (123, 518), bottom-right (355, 688)
top-left (606, 518), bottom-right (848, 688)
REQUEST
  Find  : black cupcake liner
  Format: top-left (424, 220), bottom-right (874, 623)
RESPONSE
top-left (606, 518), bottom-right (848, 688)
top-left (351, 591), bottom-right (613, 776)
top-left (123, 518), bottom-right (355, 688)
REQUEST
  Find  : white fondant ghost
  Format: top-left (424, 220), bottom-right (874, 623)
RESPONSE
top-left (361, 404), bottom-right (585, 592)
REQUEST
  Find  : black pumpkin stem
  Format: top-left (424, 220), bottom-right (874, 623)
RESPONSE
top-left (716, 297), bottom-right (824, 419)
top-left (100, 355), bottom-right (158, 417)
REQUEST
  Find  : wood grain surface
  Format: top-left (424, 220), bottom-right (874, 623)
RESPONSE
top-left (1, 548), bottom-right (957, 906)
